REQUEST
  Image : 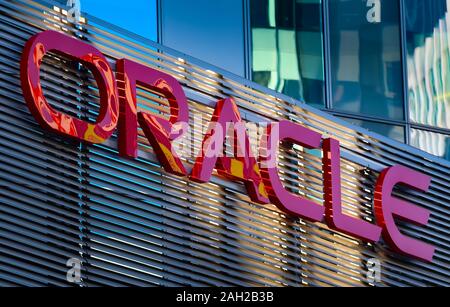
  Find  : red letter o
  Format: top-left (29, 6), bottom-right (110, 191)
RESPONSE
top-left (20, 30), bottom-right (119, 143)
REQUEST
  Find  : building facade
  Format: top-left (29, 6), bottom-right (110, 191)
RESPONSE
top-left (0, 0), bottom-right (449, 287)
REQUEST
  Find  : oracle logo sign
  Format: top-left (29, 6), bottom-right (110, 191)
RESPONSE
top-left (20, 30), bottom-right (435, 262)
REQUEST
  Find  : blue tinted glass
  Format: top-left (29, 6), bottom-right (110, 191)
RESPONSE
top-left (160, 0), bottom-right (245, 77)
top-left (82, 0), bottom-right (157, 40)
top-left (250, 0), bottom-right (325, 108)
top-left (329, 0), bottom-right (404, 120)
top-left (339, 117), bottom-right (405, 143)
top-left (405, 0), bottom-right (450, 130)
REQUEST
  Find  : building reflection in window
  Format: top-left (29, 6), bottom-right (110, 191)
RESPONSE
top-left (250, 0), bottom-right (325, 109)
top-left (329, 0), bottom-right (404, 120)
top-left (411, 129), bottom-right (450, 161)
top-left (405, 0), bottom-right (450, 129)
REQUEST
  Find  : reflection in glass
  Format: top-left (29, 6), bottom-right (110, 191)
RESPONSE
top-left (339, 117), bottom-right (405, 143)
top-left (329, 0), bottom-right (404, 120)
top-left (250, 0), bottom-right (325, 108)
top-left (405, 0), bottom-right (450, 129)
top-left (411, 129), bottom-right (450, 160)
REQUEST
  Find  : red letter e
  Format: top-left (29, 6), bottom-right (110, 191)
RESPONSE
top-left (374, 165), bottom-right (435, 262)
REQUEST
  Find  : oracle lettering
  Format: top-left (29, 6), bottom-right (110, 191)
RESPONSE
top-left (20, 30), bottom-right (435, 262)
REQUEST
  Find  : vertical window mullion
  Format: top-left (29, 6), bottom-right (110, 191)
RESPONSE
top-left (322, 0), bottom-right (333, 110)
top-left (399, 0), bottom-right (412, 144)
top-left (243, 0), bottom-right (253, 80)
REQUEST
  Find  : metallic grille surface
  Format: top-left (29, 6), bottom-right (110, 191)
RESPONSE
top-left (0, 0), bottom-right (449, 287)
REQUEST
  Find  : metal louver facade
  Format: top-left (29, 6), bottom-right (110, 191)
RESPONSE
top-left (1, 0), bottom-right (450, 287)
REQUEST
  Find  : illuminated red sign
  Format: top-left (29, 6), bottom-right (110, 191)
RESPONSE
top-left (20, 30), bottom-right (435, 262)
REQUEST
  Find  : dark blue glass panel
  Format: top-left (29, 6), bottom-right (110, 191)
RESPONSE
top-left (160, 0), bottom-right (246, 77)
top-left (339, 117), bottom-right (405, 143)
top-left (329, 0), bottom-right (404, 120)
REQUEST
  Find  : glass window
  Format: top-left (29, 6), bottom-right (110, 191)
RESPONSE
top-left (81, 0), bottom-right (157, 40)
top-left (339, 117), bottom-right (405, 143)
top-left (250, 0), bottom-right (325, 108)
top-left (160, 0), bottom-right (246, 77)
top-left (411, 129), bottom-right (450, 161)
top-left (405, 0), bottom-right (450, 130)
top-left (329, 0), bottom-right (404, 120)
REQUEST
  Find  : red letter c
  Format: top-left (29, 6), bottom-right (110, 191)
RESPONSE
top-left (260, 121), bottom-right (324, 222)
